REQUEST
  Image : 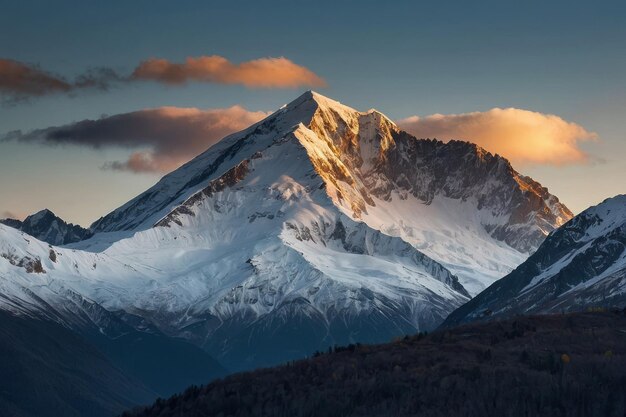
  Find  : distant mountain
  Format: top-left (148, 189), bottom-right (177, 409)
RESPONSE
top-left (0, 209), bottom-right (92, 245)
top-left (442, 195), bottom-right (626, 328)
top-left (121, 311), bottom-right (626, 417)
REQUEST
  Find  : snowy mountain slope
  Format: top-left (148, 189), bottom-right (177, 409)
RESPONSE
top-left (0, 91), bottom-right (572, 371)
top-left (0, 126), bottom-right (470, 368)
top-left (0, 224), bottom-right (227, 395)
top-left (0, 209), bottom-right (92, 245)
top-left (142, 147), bottom-right (470, 368)
top-left (78, 91), bottom-right (571, 293)
top-left (442, 195), bottom-right (626, 328)
top-left (87, 94), bottom-right (328, 236)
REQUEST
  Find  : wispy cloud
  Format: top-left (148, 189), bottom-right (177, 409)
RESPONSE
top-left (4, 106), bottom-right (269, 173)
top-left (0, 59), bottom-right (122, 103)
top-left (397, 108), bottom-right (597, 166)
top-left (0, 59), bottom-right (71, 96)
top-left (131, 56), bottom-right (327, 88)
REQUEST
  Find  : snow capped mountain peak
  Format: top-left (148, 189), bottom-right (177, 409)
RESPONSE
top-left (288, 90), bottom-right (355, 112)
top-left (81, 91), bottom-right (572, 294)
top-left (1, 91), bottom-right (576, 370)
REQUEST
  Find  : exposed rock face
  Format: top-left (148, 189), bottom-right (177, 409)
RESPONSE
top-left (155, 159), bottom-right (250, 228)
top-left (301, 99), bottom-right (572, 253)
top-left (442, 195), bottom-right (626, 328)
top-left (0, 252), bottom-right (45, 273)
top-left (379, 139), bottom-right (571, 252)
top-left (0, 209), bottom-right (92, 245)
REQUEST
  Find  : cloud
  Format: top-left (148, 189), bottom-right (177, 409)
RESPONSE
top-left (0, 59), bottom-right (122, 102)
top-left (5, 106), bottom-right (269, 173)
top-left (1, 55), bottom-right (325, 102)
top-left (72, 67), bottom-right (124, 90)
top-left (0, 59), bottom-right (71, 97)
top-left (397, 108), bottom-right (597, 166)
top-left (131, 56), bottom-right (327, 88)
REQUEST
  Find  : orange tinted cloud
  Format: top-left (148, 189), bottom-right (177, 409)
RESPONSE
top-left (6, 106), bottom-right (269, 173)
top-left (0, 59), bottom-right (71, 97)
top-left (132, 56), bottom-right (327, 88)
top-left (397, 108), bottom-right (597, 166)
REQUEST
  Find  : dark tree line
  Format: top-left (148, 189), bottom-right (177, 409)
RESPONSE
top-left (122, 311), bottom-right (626, 417)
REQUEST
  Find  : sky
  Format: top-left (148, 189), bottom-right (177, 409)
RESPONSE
top-left (1, 0), bottom-right (625, 226)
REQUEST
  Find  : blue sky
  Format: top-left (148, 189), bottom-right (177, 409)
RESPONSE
top-left (1, 0), bottom-right (625, 225)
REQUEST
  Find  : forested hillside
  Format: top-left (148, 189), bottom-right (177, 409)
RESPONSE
top-left (123, 311), bottom-right (626, 417)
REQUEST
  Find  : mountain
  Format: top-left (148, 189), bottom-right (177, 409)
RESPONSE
top-left (0, 209), bottom-right (92, 245)
top-left (442, 195), bottom-right (626, 328)
top-left (0, 92), bottom-right (570, 374)
top-left (83, 91), bottom-right (570, 294)
top-left (121, 311), bottom-right (626, 417)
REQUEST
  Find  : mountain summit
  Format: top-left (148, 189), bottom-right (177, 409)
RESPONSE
top-left (0, 91), bottom-right (570, 371)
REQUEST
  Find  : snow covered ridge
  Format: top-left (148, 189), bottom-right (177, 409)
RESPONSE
top-left (0, 91), bottom-right (574, 370)
top-left (442, 194), bottom-right (626, 328)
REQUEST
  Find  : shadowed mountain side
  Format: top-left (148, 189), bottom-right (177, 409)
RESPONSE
top-left (0, 209), bottom-right (92, 245)
top-left (0, 307), bottom-right (227, 417)
top-left (0, 311), bottom-right (154, 417)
